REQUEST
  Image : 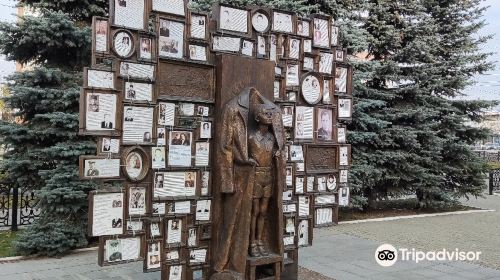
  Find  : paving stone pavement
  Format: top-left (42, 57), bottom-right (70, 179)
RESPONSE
top-left (299, 194), bottom-right (500, 280)
top-left (1, 194), bottom-right (499, 280)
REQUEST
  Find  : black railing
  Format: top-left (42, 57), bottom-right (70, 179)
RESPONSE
top-left (490, 170), bottom-right (500, 195)
top-left (0, 184), bottom-right (40, 231)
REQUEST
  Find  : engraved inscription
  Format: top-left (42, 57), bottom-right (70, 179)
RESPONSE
top-left (158, 62), bottom-right (215, 100)
top-left (306, 146), bottom-right (337, 172)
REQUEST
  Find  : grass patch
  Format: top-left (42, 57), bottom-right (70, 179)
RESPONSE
top-left (0, 230), bottom-right (20, 258)
top-left (339, 198), bottom-right (479, 222)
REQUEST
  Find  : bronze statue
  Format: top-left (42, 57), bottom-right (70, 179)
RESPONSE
top-left (212, 88), bottom-right (285, 280)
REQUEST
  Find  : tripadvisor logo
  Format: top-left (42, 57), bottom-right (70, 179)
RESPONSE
top-left (375, 244), bottom-right (482, 267)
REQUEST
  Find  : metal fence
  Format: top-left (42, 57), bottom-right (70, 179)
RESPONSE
top-left (0, 184), bottom-right (40, 231)
top-left (489, 170), bottom-right (500, 195)
top-left (475, 150), bottom-right (500, 163)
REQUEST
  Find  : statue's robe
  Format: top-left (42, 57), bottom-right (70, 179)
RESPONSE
top-left (213, 88), bottom-right (285, 279)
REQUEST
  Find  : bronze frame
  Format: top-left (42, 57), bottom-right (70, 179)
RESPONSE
top-left (304, 144), bottom-right (338, 174)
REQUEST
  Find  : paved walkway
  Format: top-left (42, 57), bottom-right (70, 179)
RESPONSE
top-left (1, 195), bottom-right (499, 280)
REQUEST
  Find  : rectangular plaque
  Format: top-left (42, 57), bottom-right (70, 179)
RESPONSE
top-left (305, 145), bottom-right (337, 173)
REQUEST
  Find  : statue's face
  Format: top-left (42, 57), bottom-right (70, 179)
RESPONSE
top-left (256, 108), bottom-right (274, 125)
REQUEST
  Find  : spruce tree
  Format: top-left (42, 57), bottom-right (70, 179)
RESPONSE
top-left (0, 1), bottom-right (107, 255)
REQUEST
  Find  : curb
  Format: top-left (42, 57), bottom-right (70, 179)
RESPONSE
top-left (338, 209), bottom-right (495, 225)
top-left (0, 246), bottom-right (98, 263)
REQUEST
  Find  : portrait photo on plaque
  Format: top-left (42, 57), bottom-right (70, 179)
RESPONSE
top-left (295, 177), bottom-right (304, 194)
top-left (298, 219), bottom-right (310, 246)
top-left (339, 187), bottom-right (350, 206)
top-left (331, 25), bottom-right (340, 46)
top-left (83, 158), bottom-right (120, 179)
top-left (295, 106), bottom-right (314, 139)
top-left (86, 69), bottom-right (114, 89)
top-left (119, 62), bottom-right (155, 80)
top-left (288, 38), bottom-right (300, 59)
top-left (219, 5), bottom-right (248, 34)
top-left (189, 249), bottom-right (207, 264)
top-left (335, 66), bottom-right (348, 93)
top-left (154, 171), bottom-right (197, 198)
top-left (150, 221), bottom-right (162, 238)
top-left (317, 176), bottom-right (327, 192)
top-left (85, 92), bottom-right (117, 131)
top-left (124, 81), bottom-right (153, 102)
top-left (340, 170), bottom-right (348, 183)
top-left (157, 127), bottom-right (166, 146)
top-left (195, 199), bottom-right (211, 221)
top-left (199, 122), bottom-right (212, 139)
top-left (113, 30), bottom-right (135, 58)
top-left (303, 39), bottom-right (312, 53)
top-left (303, 56), bottom-right (314, 71)
top-left (301, 74), bottom-right (322, 104)
top-left (298, 196), bottom-right (310, 217)
top-left (100, 138), bottom-right (120, 154)
top-left (270, 34), bottom-right (277, 61)
top-left (158, 102), bottom-right (176, 126)
top-left (151, 147), bottom-right (166, 169)
top-left (284, 216), bottom-right (296, 236)
top-left (146, 241), bottom-right (162, 270)
top-left (123, 147), bottom-right (149, 181)
top-left (212, 35), bottom-right (241, 52)
top-left (167, 265), bottom-right (184, 280)
top-left (313, 17), bottom-right (330, 48)
top-left (152, 0), bottom-right (185, 16)
top-left (201, 171), bottom-right (210, 196)
top-left (166, 218), bottom-right (183, 245)
top-left (252, 11), bottom-right (270, 33)
top-left (188, 228), bottom-right (198, 247)
top-left (90, 192), bottom-right (124, 236)
top-left (297, 19), bottom-right (310, 37)
top-left (286, 64), bottom-right (300, 87)
top-left (104, 237), bottom-right (141, 264)
top-left (189, 44), bottom-right (208, 61)
top-left (273, 11), bottom-right (293, 33)
top-left (323, 79), bottom-right (332, 103)
top-left (159, 19), bottom-right (184, 59)
top-left (335, 48), bottom-right (345, 62)
top-left (94, 18), bottom-right (109, 53)
top-left (257, 35), bottom-right (266, 57)
top-left (168, 131), bottom-right (192, 167)
top-left (317, 108), bottom-right (333, 141)
top-left (290, 145), bottom-right (304, 161)
top-left (128, 186), bottom-right (146, 216)
top-left (241, 40), bottom-right (254, 56)
top-left (139, 37), bottom-right (153, 60)
top-left (113, 0), bottom-right (145, 30)
top-left (122, 106), bottom-right (153, 143)
top-left (282, 106), bottom-right (294, 127)
top-left (195, 142), bottom-right (210, 166)
top-left (338, 98), bottom-right (352, 118)
top-left (126, 219), bottom-right (144, 233)
top-left (190, 13), bottom-right (207, 39)
top-left (319, 52), bottom-right (334, 74)
top-left (337, 126), bottom-right (347, 143)
top-left (327, 174), bottom-right (337, 191)
top-left (165, 248), bottom-right (180, 263)
top-left (179, 103), bottom-right (195, 116)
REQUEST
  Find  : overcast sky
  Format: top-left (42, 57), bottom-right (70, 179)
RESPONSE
top-left (0, 0), bottom-right (498, 101)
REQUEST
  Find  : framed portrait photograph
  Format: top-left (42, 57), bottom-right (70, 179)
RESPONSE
top-left (269, 34), bottom-right (278, 62)
top-left (83, 91), bottom-right (118, 134)
top-left (323, 78), bottom-right (333, 104)
top-left (153, 202), bottom-right (166, 215)
top-left (283, 202), bottom-right (297, 214)
top-left (81, 157), bottom-right (121, 179)
top-left (151, 147), bottom-right (166, 169)
top-left (152, 0), bottom-right (186, 16)
top-left (301, 74), bottom-right (322, 105)
top-left (338, 98), bottom-right (352, 119)
top-left (189, 265), bottom-right (210, 279)
top-left (201, 170), bottom-right (210, 196)
top-left (272, 11), bottom-right (294, 33)
top-left (138, 36), bottom-right (154, 61)
top-left (112, 30), bottom-right (135, 58)
top-left (298, 219), bottom-right (312, 247)
top-left (149, 219), bottom-right (163, 239)
top-left (297, 18), bottom-right (311, 37)
top-left (199, 122), bottom-right (212, 139)
top-left (190, 13), bottom-right (208, 40)
top-left (252, 10), bottom-right (270, 33)
top-left (166, 200), bottom-right (192, 215)
top-left (165, 248), bottom-right (181, 264)
top-left (273, 80), bottom-right (282, 100)
top-left (159, 18), bottom-right (185, 59)
top-left (180, 103), bottom-right (195, 116)
top-left (294, 106), bottom-right (314, 140)
top-left (339, 145), bottom-right (351, 167)
top-left (256, 35), bottom-right (267, 58)
top-left (303, 56), bottom-right (314, 71)
top-left (212, 35), bottom-right (241, 53)
top-left (286, 90), bottom-right (296, 102)
top-left (286, 64), bottom-right (300, 87)
top-left (188, 44), bottom-right (208, 61)
top-left (286, 165), bottom-right (293, 187)
top-left (166, 217), bottom-right (185, 246)
top-left (335, 66), bottom-right (349, 94)
top-left (85, 68), bottom-right (114, 90)
top-left (340, 170), bottom-right (348, 184)
top-left (316, 176), bottom-right (327, 192)
top-left (89, 191), bottom-right (124, 237)
top-left (99, 236), bottom-right (143, 266)
top-left (326, 174), bottom-right (337, 192)
top-left (122, 146), bottom-right (150, 181)
top-left (119, 61), bottom-right (155, 80)
top-left (165, 264), bottom-right (185, 280)
top-left (298, 195), bottom-right (311, 217)
top-left (144, 241), bottom-right (162, 272)
top-left (316, 107), bottom-right (334, 141)
top-left (303, 39), bottom-right (312, 53)
top-left (93, 17), bottom-right (109, 53)
top-left (337, 126), bottom-right (347, 143)
top-left (339, 187), bottom-right (350, 206)
top-left (122, 106), bottom-right (154, 144)
top-left (219, 5), bottom-right (249, 34)
top-left (99, 137), bottom-right (120, 154)
top-left (288, 37), bottom-right (301, 60)
top-left (283, 189), bottom-right (293, 201)
top-left (124, 81), bottom-right (153, 102)
top-left (313, 17), bottom-right (330, 48)
top-left (195, 199), bottom-right (211, 221)
top-left (295, 176), bottom-right (304, 194)
top-left (289, 145), bottom-right (304, 161)
top-left (319, 52), bottom-right (334, 75)
top-left (112, 0), bottom-right (145, 30)
top-left (195, 142), bottom-right (210, 166)
top-left (158, 102), bottom-right (176, 126)
top-left (153, 171), bottom-right (197, 199)
top-left (189, 248), bottom-right (208, 265)
top-left (127, 184), bottom-right (147, 216)
top-left (306, 176), bottom-right (315, 193)
top-left (282, 106), bottom-right (294, 128)
top-left (241, 40), bottom-right (254, 57)
top-left (335, 48), bottom-right (346, 62)
top-left (168, 130), bottom-right (193, 167)
top-left (125, 218), bottom-right (144, 233)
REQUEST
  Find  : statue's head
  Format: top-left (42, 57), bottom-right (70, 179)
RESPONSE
top-left (253, 103), bottom-right (275, 125)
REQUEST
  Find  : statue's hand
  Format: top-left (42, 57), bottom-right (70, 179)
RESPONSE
top-left (247, 158), bottom-right (258, 166)
top-left (274, 151), bottom-right (281, 157)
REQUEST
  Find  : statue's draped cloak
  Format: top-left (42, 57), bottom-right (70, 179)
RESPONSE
top-left (213, 88), bottom-right (285, 277)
